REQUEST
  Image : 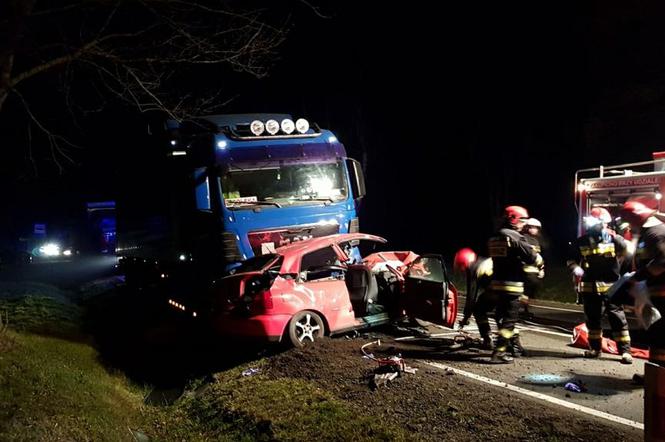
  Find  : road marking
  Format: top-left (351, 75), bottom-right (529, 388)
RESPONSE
top-left (426, 361), bottom-right (644, 430)
top-left (518, 325), bottom-right (572, 338)
top-left (530, 304), bottom-right (583, 313)
top-left (459, 294), bottom-right (583, 314)
top-left (395, 318), bottom-right (572, 341)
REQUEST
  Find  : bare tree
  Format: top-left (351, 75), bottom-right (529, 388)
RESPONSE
top-left (0, 0), bottom-right (289, 168)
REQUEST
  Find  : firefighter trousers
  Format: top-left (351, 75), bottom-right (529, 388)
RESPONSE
top-left (524, 273), bottom-right (542, 299)
top-left (473, 290), bottom-right (497, 340)
top-left (582, 293), bottom-right (630, 354)
top-left (494, 292), bottom-right (520, 352)
top-left (474, 290), bottom-right (520, 351)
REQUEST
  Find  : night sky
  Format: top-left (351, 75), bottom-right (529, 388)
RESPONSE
top-left (3, 1), bottom-right (665, 261)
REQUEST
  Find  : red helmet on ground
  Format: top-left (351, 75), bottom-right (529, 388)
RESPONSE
top-left (620, 200), bottom-right (656, 227)
top-left (454, 248), bottom-right (477, 273)
top-left (504, 205), bottom-right (529, 226)
top-left (589, 207), bottom-right (611, 224)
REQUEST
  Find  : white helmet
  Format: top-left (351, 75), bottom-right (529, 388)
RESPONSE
top-left (526, 218), bottom-right (542, 228)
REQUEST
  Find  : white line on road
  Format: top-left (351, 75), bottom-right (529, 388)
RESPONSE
top-left (426, 361), bottom-right (644, 431)
top-left (530, 304), bottom-right (584, 314)
top-left (518, 325), bottom-right (572, 338)
top-left (459, 294), bottom-right (583, 314)
top-left (394, 319), bottom-right (572, 341)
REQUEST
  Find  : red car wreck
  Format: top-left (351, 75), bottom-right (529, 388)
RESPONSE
top-left (204, 233), bottom-right (458, 346)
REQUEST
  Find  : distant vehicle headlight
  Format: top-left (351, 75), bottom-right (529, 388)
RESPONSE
top-left (39, 243), bottom-right (61, 257)
top-left (63, 249), bottom-right (72, 256)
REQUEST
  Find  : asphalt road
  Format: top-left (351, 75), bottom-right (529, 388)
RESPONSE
top-left (394, 297), bottom-right (647, 427)
top-left (0, 255), bottom-right (118, 290)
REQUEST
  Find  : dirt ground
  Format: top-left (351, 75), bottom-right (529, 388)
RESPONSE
top-left (266, 331), bottom-right (642, 441)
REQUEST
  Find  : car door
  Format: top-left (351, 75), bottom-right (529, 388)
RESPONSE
top-left (401, 255), bottom-right (457, 328)
top-left (297, 245), bottom-right (355, 330)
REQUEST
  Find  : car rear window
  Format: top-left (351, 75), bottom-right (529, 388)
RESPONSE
top-left (231, 254), bottom-right (279, 274)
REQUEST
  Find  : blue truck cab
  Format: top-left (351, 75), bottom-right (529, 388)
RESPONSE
top-left (117, 114), bottom-right (365, 293)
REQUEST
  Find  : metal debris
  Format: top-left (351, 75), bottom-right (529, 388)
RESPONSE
top-left (362, 340), bottom-right (418, 389)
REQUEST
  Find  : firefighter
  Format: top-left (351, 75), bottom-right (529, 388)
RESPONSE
top-left (453, 248), bottom-right (494, 349)
top-left (620, 200), bottom-right (665, 368)
top-left (487, 205), bottom-right (542, 363)
top-left (567, 207), bottom-right (633, 364)
top-left (521, 218), bottom-right (545, 318)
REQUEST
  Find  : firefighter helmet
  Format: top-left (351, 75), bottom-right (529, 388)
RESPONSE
top-left (620, 200), bottom-right (656, 227)
top-left (525, 218), bottom-right (542, 228)
top-left (454, 248), bottom-right (477, 273)
top-left (504, 205), bottom-right (529, 226)
top-left (589, 207), bottom-right (611, 224)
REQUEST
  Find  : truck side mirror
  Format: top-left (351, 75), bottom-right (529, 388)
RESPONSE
top-left (346, 158), bottom-right (366, 199)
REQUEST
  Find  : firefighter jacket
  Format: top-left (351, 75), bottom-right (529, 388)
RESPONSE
top-left (488, 228), bottom-right (540, 294)
top-left (523, 234), bottom-right (543, 275)
top-left (634, 218), bottom-right (665, 298)
top-left (567, 228), bottom-right (627, 294)
top-left (461, 257), bottom-right (493, 324)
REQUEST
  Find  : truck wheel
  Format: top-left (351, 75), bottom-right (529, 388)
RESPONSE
top-left (288, 311), bottom-right (324, 347)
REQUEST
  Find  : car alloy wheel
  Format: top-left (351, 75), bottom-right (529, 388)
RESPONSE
top-left (289, 311), bottom-right (324, 347)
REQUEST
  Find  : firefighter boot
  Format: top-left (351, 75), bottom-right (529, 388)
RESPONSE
top-left (509, 334), bottom-right (528, 358)
top-left (480, 335), bottom-right (494, 351)
top-left (491, 349), bottom-right (514, 364)
top-left (491, 334), bottom-right (514, 363)
top-left (583, 349), bottom-right (601, 359)
top-left (616, 333), bottom-right (633, 365)
top-left (621, 352), bottom-right (634, 365)
top-left (585, 331), bottom-right (602, 359)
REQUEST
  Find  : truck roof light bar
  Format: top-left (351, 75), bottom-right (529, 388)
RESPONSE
top-left (221, 118), bottom-right (323, 141)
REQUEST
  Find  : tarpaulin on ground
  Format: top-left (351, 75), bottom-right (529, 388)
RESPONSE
top-left (571, 322), bottom-right (650, 359)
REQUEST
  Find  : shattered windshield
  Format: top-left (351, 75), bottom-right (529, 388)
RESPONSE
top-left (221, 160), bottom-right (348, 209)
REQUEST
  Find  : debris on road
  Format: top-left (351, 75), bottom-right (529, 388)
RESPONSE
top-left (371, 371), bottom-right (400, 389)
top-left (362, 339), bottom-right (417, 389)
top-left (564, 381), bottom-right (587, 393)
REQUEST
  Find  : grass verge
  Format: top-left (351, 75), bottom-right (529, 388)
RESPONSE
top-left (181, 362), bottom-right (407, 441)
top-left (0, 285), bottom-right (408, 441)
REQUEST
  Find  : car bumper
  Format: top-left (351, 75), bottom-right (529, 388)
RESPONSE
top-left (212, 312), bottom-right (292, 342)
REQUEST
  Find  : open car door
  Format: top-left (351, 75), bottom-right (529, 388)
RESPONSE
top-left (402, 255), bottom-right (457, 328)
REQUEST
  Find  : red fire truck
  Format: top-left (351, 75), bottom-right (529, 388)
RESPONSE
top-left (575, 152), bottom-right (665, 236)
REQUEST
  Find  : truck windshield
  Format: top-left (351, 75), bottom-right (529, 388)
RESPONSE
top-left (221, 160), bottom-right (348, 208)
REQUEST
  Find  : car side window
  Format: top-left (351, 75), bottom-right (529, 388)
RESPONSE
top-left (408, 257), bottom-right (445, 283)
top-left (300, 246), bottom-right (341, 281)
top-left (301, 246), bottom-right (339, 271)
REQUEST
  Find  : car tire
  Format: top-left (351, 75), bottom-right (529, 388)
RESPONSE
top-left (288, 311), bottom-right (325, 348)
